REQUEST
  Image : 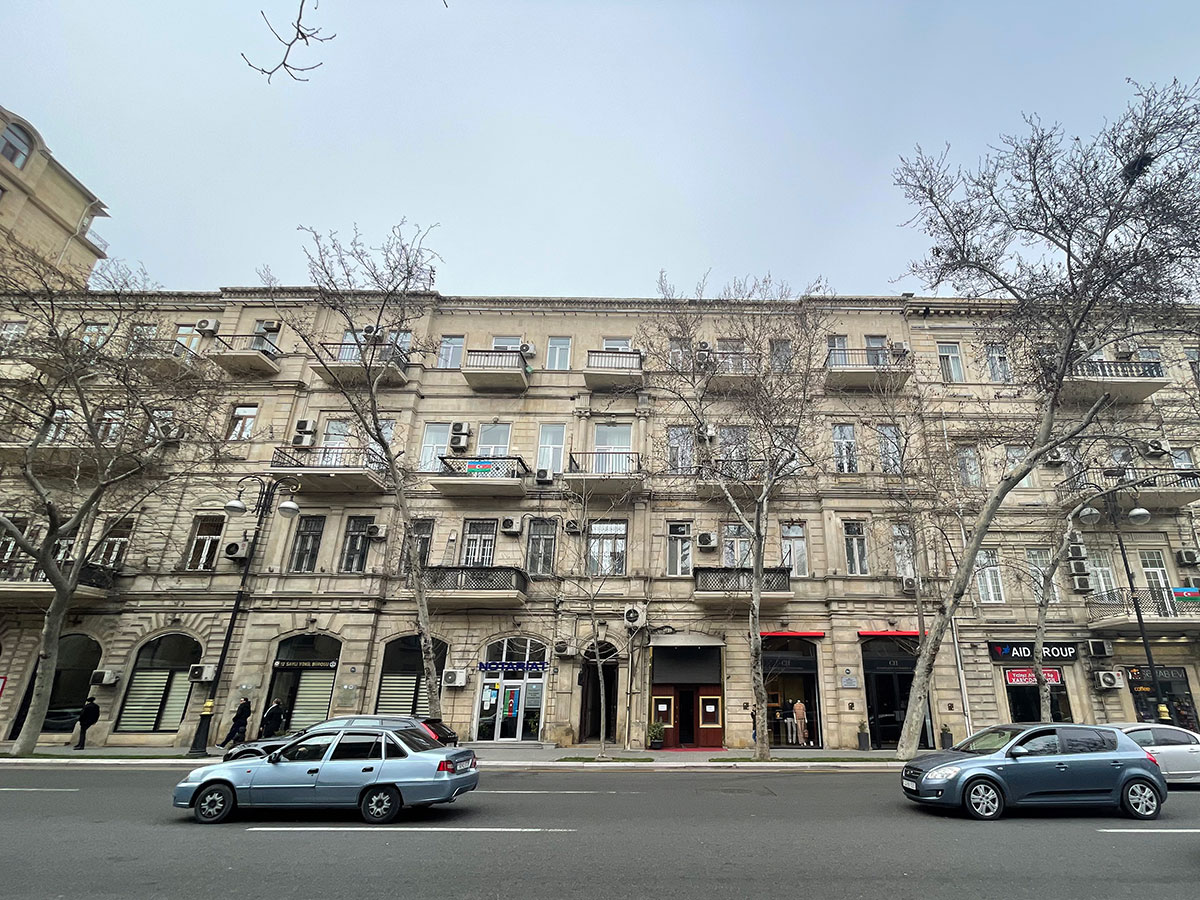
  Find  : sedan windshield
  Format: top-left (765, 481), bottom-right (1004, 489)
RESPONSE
top-left (391, 727), bottom-right (442, 753)
top-left (955, 726), bottom-right (1026, 754)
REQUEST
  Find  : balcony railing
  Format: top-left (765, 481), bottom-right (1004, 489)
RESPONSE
top-left (694, 566), bottom-right (791, 593)
top-left (1068, 359), bottom-right (1165, 379)
top-left (569, 452), bottom-right (639, 475)
top-left (423, 565), bottom-right (528, 594)
top-left (709, 350), bottom-right (761, 374)
top-left (213, 333), bottom-right (282, 357)
top-left (464, 349), bottom-right (525, 369)
top-left (1086, 588), bottom-right (1199, 622)
top-left (586, 349), bottom-right (642, 370)
top-left (130, 339), bottom-right (203, 366)
top-left (318, 342), bottom-right (408, 365)
top-left (0, 559), bottom-right (115, 590)
top-left (825, 348), bottom-right (907, 368)
top-left (271, 446), bottom-right (389, 471)
top-left (86, 230), bottom-right (109, 253)
top-left (437, 455), bottom-right (530, 478)
top-left (1056, 466), bottom-right (1200, 501)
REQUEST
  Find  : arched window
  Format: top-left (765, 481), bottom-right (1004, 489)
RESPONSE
top-left (116, 634), bottom-right (201, 732)
top-left (1, 123), bottom-right (32, 169)
top-left (266, 634), bottom-right (342, 731)
top-left (376, 636), bottom-right (448, 716)
top-left (475, 636), bottom-right (548, 741)
top-left (7, 634), bottom-right (102, 738)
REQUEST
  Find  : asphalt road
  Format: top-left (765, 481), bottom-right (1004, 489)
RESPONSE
top-left (1, 767), bottom-right (1199, 900)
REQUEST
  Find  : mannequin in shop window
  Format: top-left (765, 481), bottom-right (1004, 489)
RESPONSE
top-left (794, 698), bottom-right (808, 746)
top-left (784, 700), bottom-right (798, 744)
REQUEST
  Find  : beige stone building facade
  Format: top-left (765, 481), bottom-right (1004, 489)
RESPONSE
top-left (2, 289), bottom-right (1199, 751)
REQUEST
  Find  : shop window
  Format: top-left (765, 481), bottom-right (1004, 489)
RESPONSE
top-left (652, 696), bottom-right (674, 727)
top-left (183, 515), bottom-right (224, 571)
top-left (475, 637), bottom-right (548, 742)
top-left (375, 636), bottom-right (448, 717)
top-left (699, 696), bottom-right (722, 728)
top-left (269, 634), bottom-right (342, 731)
top-left (116, 634), bottom-right (202, 732)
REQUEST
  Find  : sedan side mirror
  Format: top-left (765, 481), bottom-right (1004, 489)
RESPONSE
top-left (1009, 745), bottom-right (1029, 758)
top-left (267, 751), bottom-right (281, 764)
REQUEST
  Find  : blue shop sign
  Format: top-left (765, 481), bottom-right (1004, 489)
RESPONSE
top-left (478, 661), bottom-right (549, 672)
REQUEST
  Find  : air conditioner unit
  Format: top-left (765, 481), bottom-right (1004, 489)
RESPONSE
top-left (1087, 638), bottom-right (1114, 658)
top-left (1067, 543), bottom-right (1087, 560)
top-left (1043, 449), bottom-right (1067, 467)
top-left (450, 422), bottom-right (471, 436)
top-left (89, 669), bottom-right (118, 686)
top-left (1176, 548), bottom-right (1200, 566)
top-left (1145, 439), bottom-right (1171, 458)
top-left (1068, 559), bottom-right (1090, 576)
top-left (696, 531), bottom-right (718, 551)
top-left (259, 320), bottom-right (281, 333)
top-left (501, 516), bottom-right (522, 536)
top-left (1183, 575), bottom-right (1200, 590)
top-left (188, 664), bottom-right (217, 683)
top-left (1095, 669), bottom-right (1125, 690)
top-left (519, 342), bottom-right (536, 358)
top-left (696, 424), bottom-right (717, 443)
top-left (696, 340), bottom-right (713, 352)
top-left (553, 639), bottom-right (575, 658)
top-left (442, 669), bottom-right (468, 688)
top-left (900, 576), bottom-right (918, 595)
top-left (695, 350), bottom-right (713, 368)
top-left (1067, 530), bottom-right (1084, 544)
top-left (564, 519), bottom-right (581, 534)
top-left (223, 541), bottom-right (252, 561)
top-left (291, 434), bottom-right (316, 449)
top-left (448, 434), bottom-right (470, 451)
top-left (623, 604), bottom-right (648, 629)
top-left (891, 341), bottom-right (911, 357)
top-left (535, 468), bottom-right (554, 485)
top-left (366, 523), bottom-right (388, 541)
top-left (195, 318), bottom-right (220, 336)
top-left (160, 424), bottom-right (185, 443)
top-left (294, 419), bottom-right (317, 434)
top-left (1071, 574), bottom-right (1092, 593)
top-left (1113, 342), bottom-right (1136, 360)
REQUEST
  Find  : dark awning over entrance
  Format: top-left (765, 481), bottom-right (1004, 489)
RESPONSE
top-left (652, 646), bottom-right (721, 684)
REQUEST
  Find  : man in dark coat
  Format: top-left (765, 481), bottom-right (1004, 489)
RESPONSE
top-left (217, 698), bottom-right (252, 749)
top-left (260, 698), bottom-right (285, 738)
top-left (74, 697), bottom-right (100, 750)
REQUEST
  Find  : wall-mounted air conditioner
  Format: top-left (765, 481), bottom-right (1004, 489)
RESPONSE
top-left (291, 434), bottom-right (315, 449)
top-left (535, 468), bottom-right (554, 485)
top-left (1095, 670), bottom-right (1125, 690)
top-left (188, 664), bottom-right (217, 683)
top-left (553, 639), bottom-right (575, 657)
top-left (900, 576), bottom-right (917, 595)
top-left (450, 422), bottom-right (471, 435)
top-left (195, 319), bottom-right (220, 336)
top-left (366, 524), bottom-right (388, 541)
top-left (294, 419), bottom-right (317, 434)
top-left (223, 541), bottom-right (252, 560)
top-left (696, 531), bottom-right (718, 551)
top-left (623, 604), bottom-right (648, 629)
top-left (519, 342), bottom-right (536, 358)
top-left (442, 669), bottom-right (468, 688)
top-left (89, 669), bottom-right (119, 686)
top-left (1144, 439), bottom-right (1171, 458)
top-left (564, 519), bottom-right (581, 534)
top-left (1068, 559), bottom-right (1090, 576)
top-left (449, 434), bottom-right (470, 451)
top-left (501, 517), bottom-right (522, 536)
top-left (1176, 548), bottom-right (1200, 566)
top-left (1087, 639), bottom-right (1114, 657)
top-left (1071, 575), bottom-right (1092, 593)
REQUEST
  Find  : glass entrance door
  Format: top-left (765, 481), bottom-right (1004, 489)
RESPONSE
top-left (474, 637), bottom-right (547, 741)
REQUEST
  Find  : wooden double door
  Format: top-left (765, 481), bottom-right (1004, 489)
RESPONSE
top-left (650, 684), bottom-right (724, 748)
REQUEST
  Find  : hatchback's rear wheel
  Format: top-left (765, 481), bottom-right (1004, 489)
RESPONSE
top-left (962, 778), bottom-right (1005, 821)
top-left (1121, 779), bottom-right (1161, 820)
top-left (360, 785), bottom-right (402, 824)
top-left (193, 783), bottom-right (235, 824)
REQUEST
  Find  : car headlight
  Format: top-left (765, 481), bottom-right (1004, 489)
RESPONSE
top-left (925, 765), bottom-right (962, 782)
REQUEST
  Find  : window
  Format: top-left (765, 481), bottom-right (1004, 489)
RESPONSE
top-left (526, 519), bottom-right (556, 576)
top-left (892, 524), bottom-right (915, 579)
top-left (339, 515), bottom-right (375, 573)
top-left (986, 343), bottom-right (1012, 382)
top-left (1086, 548), bottom-right (1118, 594)
top-left (330, 732), bottom-right (383, 761)
top-left (1138, 550), bottom-right (1170, 598)
top-left (184, 515), bottom-right (224, 571)
top-left (537, 424), bottom-right (566, 474)
top-left (1, 123), bottom-right (32, 168)
top-left (319, 419), bottom-right (350, 466)
top-left (937, 342), bottom-right (965, 383)
top-left (718, 425), bottom-right (750, 477)
top-left (1137, 347), bottom-right (1162, 362)
top-left (289, 516), bottom-right (326, 572)
top-left (226, 405), bottom-right (257, 442)
top-left (1060, 728), bottom-right (1117, 754)
top-left (462, 520), bottom-right (497, 567)
top-left (667, 426), bottom-right (695, 474)
top-left (97, 408), bottom-right (124, 445)
top-left (402, 519), bottom-right (433, 572)
top-left (827, 334), bottom-right (848, 366)
top-left (96, 517), bottom-right (134, 568)
top-left (781, 523), bottom-right (808, 576)
top-left (587, 520), bottom-right (627, 576)
top-left (1005, 445), bottom-right (1034, 488)
top-left (843, 521), bottom-right (869, 575)
top-left (956, 446), bottom-right (981, 487)
top-left (1016, 730), bottom-right (1060, 756)
top-left (173, 324), bottom-right (200, 353)
top-left (878, 424), bottom-right (902, 474)
top-left (1172, 447), bottom-right (1195, 470)
top-left (492, 335), bottom-right (522, 350)
top-left (722, 523), bottom-right (752, 567)
top-left (437, 336), bottom-right (464, 368)
top-left (667, 522), bottom-right (692, 576)
top-left (46, 408), bottom-right (73, 443)
top-left (82, 322), bottom-right (110, 347)
top-left (1152, 727), bottom-right (1199, 746)
top-left (833, 424), bottom-right (858, 474)
top-left (770, 340), bottom-right (793, 372)
top-left (419, 424), bottom-right (450, 471)
top-left (546, 337), bottom-right (571, 370)
top-left (391, 727), bottom-right (442, 753)
top-left (477, 423), bottom-right (511, 457)
top-left (975, 549), bottom-right (1005, 603)
top-left (865, 335), bottom-right (888, 366)
top-left (595, 423), bottom-right (633, 473)
top-left (279, 733), bottom-right (337, 763)
top-left (602, 337), bottom-right (632, 351)
top-left (367, 419), bottom-right (395, 464)
top-left (668, 338), bottom-right (689, 369)
top-left (1025, 547), bottom-right (1059, 605)
top-left (0, 320), bottom-right (27, 349)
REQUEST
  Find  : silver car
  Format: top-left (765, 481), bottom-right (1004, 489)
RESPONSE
top-left (1116, 723), bottom-right (1200, 783)
top-left (174, 724), bottom-right (478, 824)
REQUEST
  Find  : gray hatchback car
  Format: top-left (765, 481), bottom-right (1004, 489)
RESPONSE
top-left (901, 723), bottom-right (1167, 821)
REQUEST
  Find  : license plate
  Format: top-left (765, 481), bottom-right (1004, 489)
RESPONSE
top-left (902, 778), bottom-right (917, 791)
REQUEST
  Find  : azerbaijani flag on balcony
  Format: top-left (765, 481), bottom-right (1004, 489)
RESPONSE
top-left (1172, 586), bottom-right (1200, 602)
top-left (465, 460), bottom-right (498, 474)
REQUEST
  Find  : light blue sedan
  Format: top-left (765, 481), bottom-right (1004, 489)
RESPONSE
top-left (174, 724), bottom-right (479, 824)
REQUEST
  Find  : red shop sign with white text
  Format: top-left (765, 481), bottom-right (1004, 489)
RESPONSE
top-left (1005, 667), bottom-right (1062, 686)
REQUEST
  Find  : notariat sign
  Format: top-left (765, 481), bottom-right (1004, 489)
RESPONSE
top-left (987, 642), bottom-right (1078, 663)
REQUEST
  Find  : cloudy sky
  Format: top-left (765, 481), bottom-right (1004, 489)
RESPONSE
top-left (3, 1), bottom-right (1198, 297)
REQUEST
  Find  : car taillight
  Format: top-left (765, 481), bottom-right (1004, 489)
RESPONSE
top-left (469, 753), bottom-right (478, 768)
top-left (1146, 750), bottom-right (1159, 766)
top-left (437, 759), bottom-right (457, 773)
top-left (420, 722), bottom-right (440, 741)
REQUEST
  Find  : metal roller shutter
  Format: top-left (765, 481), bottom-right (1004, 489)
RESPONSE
top-left (159, 672), bottom-right (192, 731)
top-left (290, 671), bottom-right (335, 729)
top-left (376, 673), bottom-right (419, 716)
top-left (117, 671), bottom-right (170, 731)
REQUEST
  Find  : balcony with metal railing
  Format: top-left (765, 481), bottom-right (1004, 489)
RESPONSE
top-left (562, 451), bottom-right (643, 496)
top-left (692, 565), bottom-right (793, 607)
top-left (1055, 466), bottom-right (1200, 509)
top-left (313, 342), bottom-right (410, 387)
top-left (0, 559), bottom-right (115, 606)
top-left (583, 349), bottom-right (644, 391)
top-left (128, 339), bottom-right (205, 378)
top-left (1086, 588), bottom-right (1200, 633)
top-left (266, 445), bottom-right (390, 492)
top-left (1062, 358), bottom-right (1169, 404)
top-left (421, 565), bottom-right (528, 609)
top-left (427, 455), bottom-right (531, 497)
top-left (704, 350), bottom-right (762, 390)
top-left (209, 333), bottom-right (283, 377)
top-left (462, 348), bottom-right (529, 391)
top-left (824, 347), bottom-right (913, 391)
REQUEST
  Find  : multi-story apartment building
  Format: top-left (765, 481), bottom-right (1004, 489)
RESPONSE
top-left (2, 289), bottom-right (1198, 752)
top-left (0, 105), bottom-right (109, 281)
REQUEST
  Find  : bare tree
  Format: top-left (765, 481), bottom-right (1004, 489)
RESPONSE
top-left (0, 240), bottom-right (229, 755)
top-left (891, 80), bottom-right (1200, 758)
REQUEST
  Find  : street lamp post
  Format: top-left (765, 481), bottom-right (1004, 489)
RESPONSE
top-left (1079, 486), bottom-right (1175, 726)
top-left (187, 474), bottom-right (300, 757)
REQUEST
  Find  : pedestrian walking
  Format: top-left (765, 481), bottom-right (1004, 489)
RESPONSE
top-left (260, 697), bottom-right (285, 738)
top-left (217, 697), bottom-right (252, 749)
top-left (74, 696), bottom-right (100, 750)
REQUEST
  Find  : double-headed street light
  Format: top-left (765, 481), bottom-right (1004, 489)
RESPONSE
top-left (187, 474), bottom-right (301, 757)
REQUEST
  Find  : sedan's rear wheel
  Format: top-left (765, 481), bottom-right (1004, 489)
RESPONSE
top-left (193, 783), bottom-right (235, 824)
top-left (360, 785), bottom-right (402, 824)
top-left (1121, 779), bottom-right (1161, 820)
top-left (962, 778), bottom-right (1005, 821)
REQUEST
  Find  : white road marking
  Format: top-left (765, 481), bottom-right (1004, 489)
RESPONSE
top-left (246, 826), bottom-right (577, 833)
top-left (476, 790), bottom-right (639, 794)
top-left (1097, 828), bottom-right (1200, 833)
top-left (0, 787), bottom-right (80, 792)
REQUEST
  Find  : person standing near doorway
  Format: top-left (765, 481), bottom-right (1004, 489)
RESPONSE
top-left (260, 698), bottom-right (285, 738)
top-left (74, 697), bottom-right (100, 750)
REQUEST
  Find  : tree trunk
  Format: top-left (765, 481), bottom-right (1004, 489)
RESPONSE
top-left (10, 588), bottom-right (71, 756)
top-left (1032, 594), bottom-right (1053, 723)
top-left (590, 603), bottom-right (609, 760)
top-left (392, 483), bottom-right (442, 719)
top-left (751, 498), bottom-right (770, 762)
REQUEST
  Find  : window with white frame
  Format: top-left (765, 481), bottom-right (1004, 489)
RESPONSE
top-left (722, 523), bottom-right (752, 567)
top-left (827, 334), bottom-right (848, 366)
top-left (1005, 445), bottom-right (1034, 488)
top-left (986, 343), bottom-right (1012, 382)
top-left (956, 446), bottom-right (982, 487)
top-left (477, 423), bottom-right (511, 457)
top-left (668, 338), bottom-right (689, 369)
top-left (865, 335), bottom-right (888, 366)
top-left (602, 337), bottom-right (632, 351)
top-left (667, 522), bottom-right (692, 576)
top-left (594, 423), bottom-right (633, 473)
top-left (878, 424), bottom-right (902, 474)
top-left (1025, 547), bottom-right (1059, 604)
top-left (47, 408), bottom-right (73, 443)
top-left (419, 423), bottom-right (450, 471)
top-left (97, 408), bottom-right (124, 445)
top-left (1086, 548), bottom-right (1119, 594)
top-left (770, 340), bottom-right (793, 372)
top-left (587, 520), bottom-right (627, 576)
top-left (462, 520), bottom-right (497, 567)
top-left (437, 336), bottom-right (464, 368)
top-left (667, 426), bottom-right (695, 474)
top-left (492, 335), bottom-right (522, 351)
top-left (781, 523), bottom-right (808, 576)
top-left (844, 521), bottom-right (869, 575)
top-left (1138, 549), bottom-right (1170, 598)
top-left (833, 424), bottom-right (858, 473)
top-left (173, 324), bottom-right (200, 353)
top-left (975, 549), bottom-right (1005, 603)
top-left (546, 337), bottom-right (571, 370)
top-left (227, 404), bottom-right (257, 442)
top-left (537, 423), bottom-right (566, 474)
top-left (82, 322), bottom-right (110, 348)
top-left (892, 524), bottom-right (915, 579)
top-left (937, 342), bottom-right (965, 383)
top-left (526, 519), bottom-right (556, 576)
top-left (0, 320), bottom-right (27, 349)
top-left (401, 519), bottom-right (433, 572)
top-left (1, 122), bottom-right (33, 168)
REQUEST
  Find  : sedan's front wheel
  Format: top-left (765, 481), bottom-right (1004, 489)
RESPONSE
top-left (1121, 779), bottom-right (1161, 820)
top-left (360, 785), bottom-right (402, 824)
top-left (962, 778), bottom-right (1005, 821)
top-left (193, 783), bottom-right (235, 824)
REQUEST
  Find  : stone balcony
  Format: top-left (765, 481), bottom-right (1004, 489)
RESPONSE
top-left (209, 333), bottom-right (283, 377)
top-left (461, 349), bottom-right (529, 391)
top-left (422, 565), bottom-right (528, 609)
top-left (823, 347), bottom-right (913, 391)
top-left (266, 446), bottom-right (391, 492)
top-left (583, 349), bottom-right (644, 391)
top-left (1061, 358), bottom-right (1169, 404)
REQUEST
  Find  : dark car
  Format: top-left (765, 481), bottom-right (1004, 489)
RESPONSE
top-left (221, 715), bottom-right (452, 761)
top-left (901, 723), bottom-right (1167, 821)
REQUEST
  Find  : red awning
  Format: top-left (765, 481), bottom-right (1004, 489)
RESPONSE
top-left (858, 630), bottom-right (921, 637)
top-left (761, 631), bottom-right (825, 637)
